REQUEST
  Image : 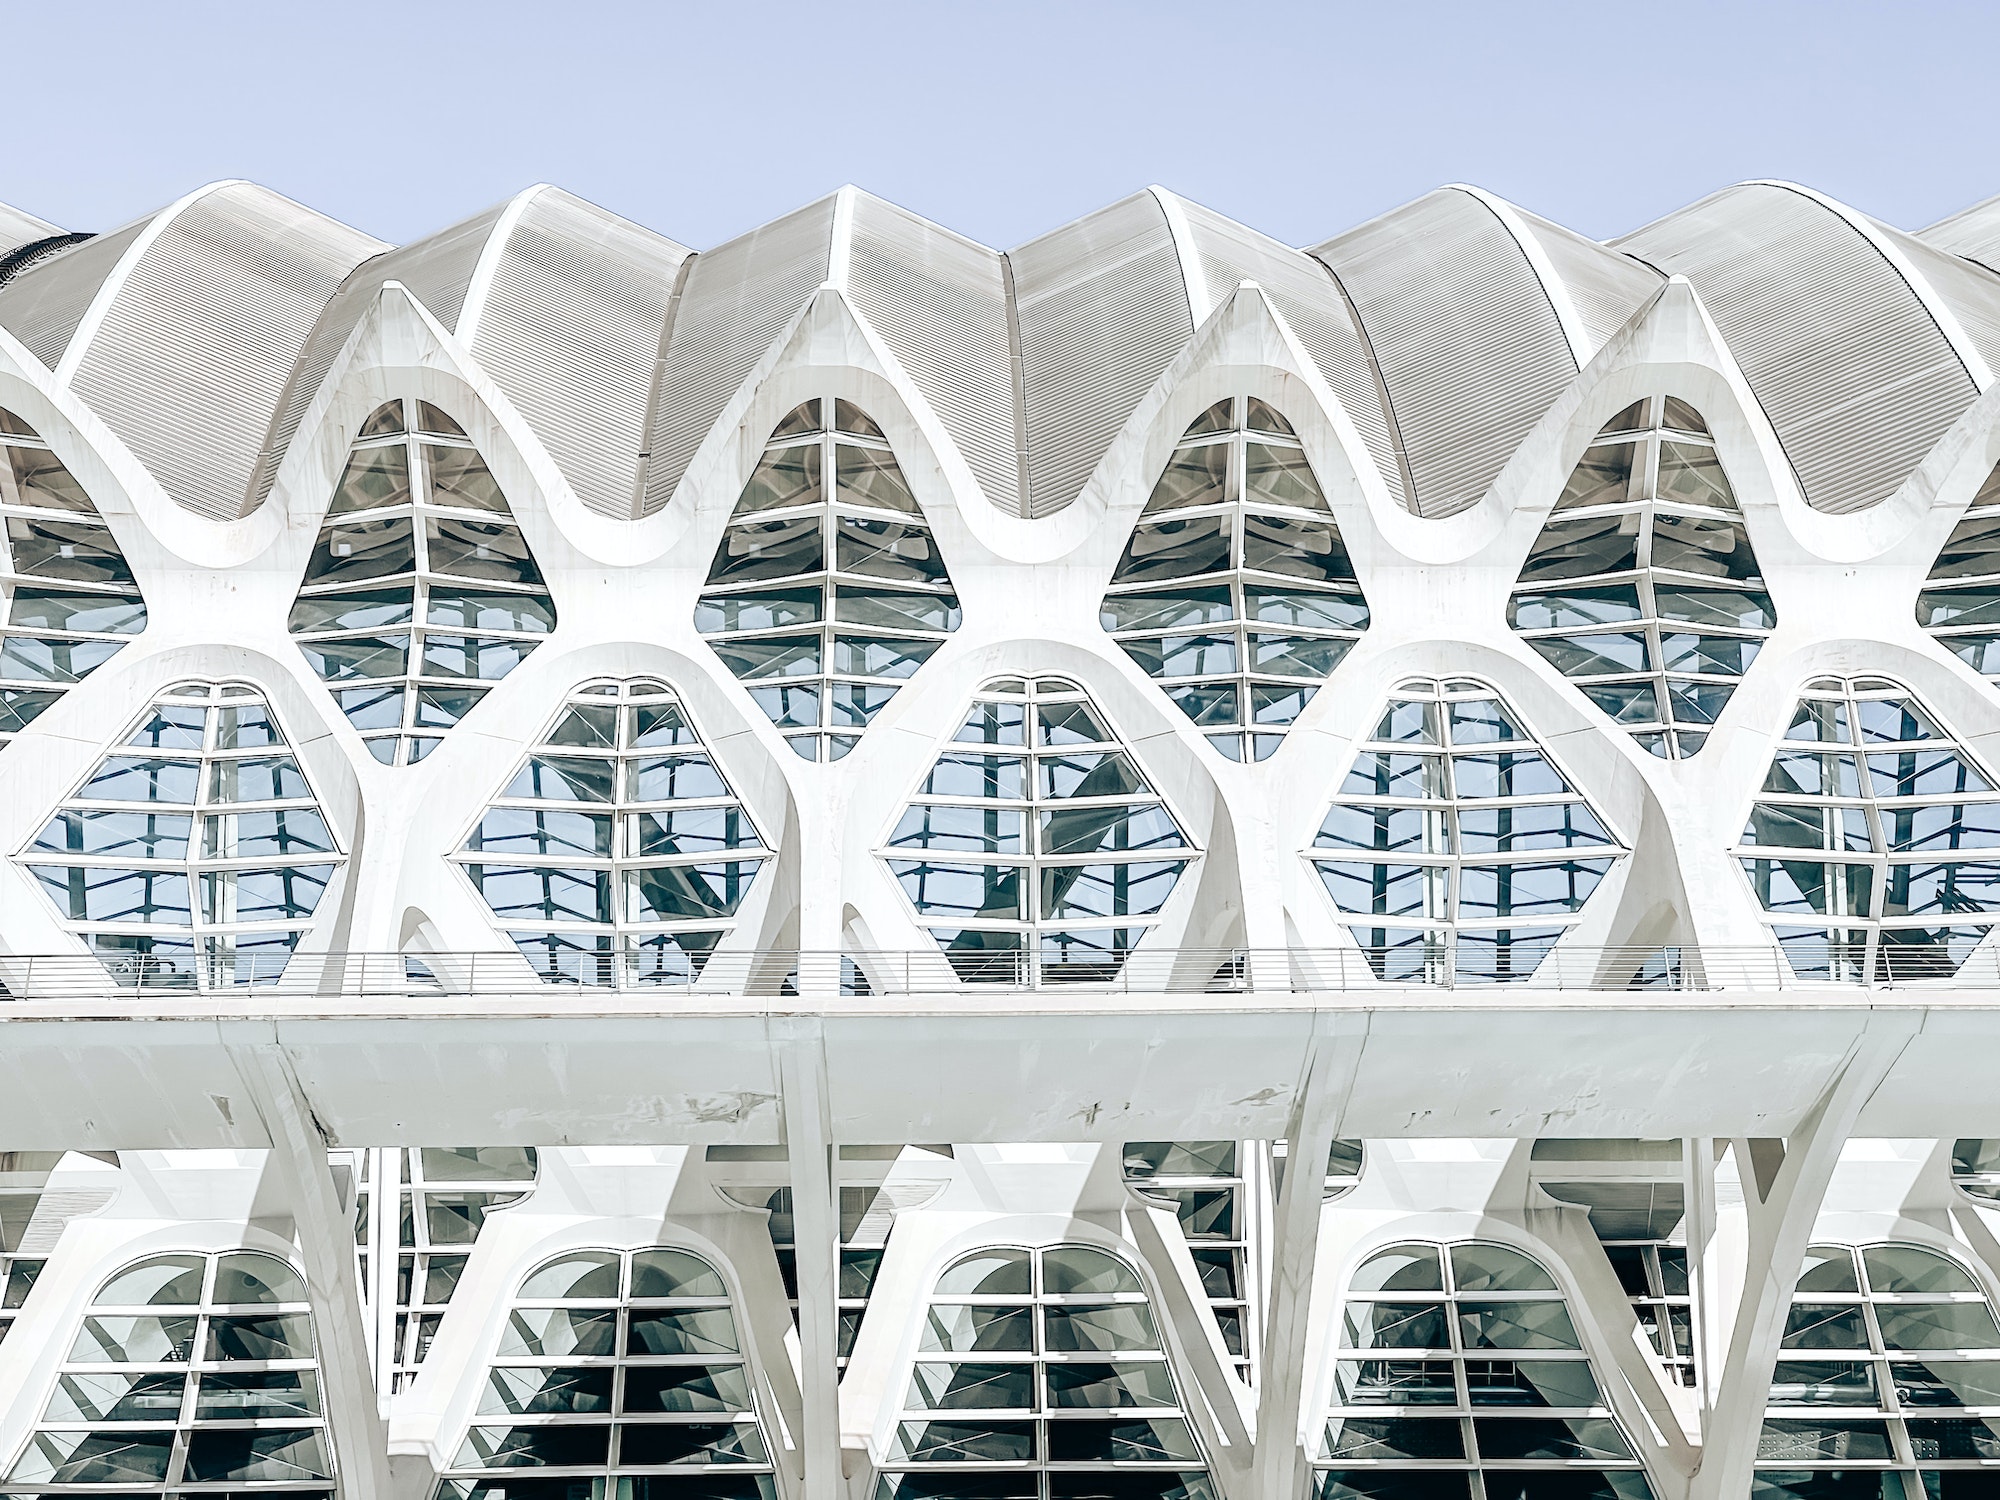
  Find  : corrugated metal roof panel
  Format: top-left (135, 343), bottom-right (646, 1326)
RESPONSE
top-left (1509, 205), bottom-right (1664, 358)
top-left (67, 184), bottom-right (383, 520)
top-left (0, 203), bottom-right (59, 256)
top-left (1172, 195), bottom-right (1404, 504)
top-left (1007, 192), bottom-right (1193, 519)
top-left (246, 200), bottom-right (512, 515)
top-left (640, 196), bottom-right (838, 516)
top-left (1920, 193), bottom-right (2000, 271)
top-left (1310, 188), bottom-right (1580, 519)
top-left (1876, 216), bottom-right (2000, 384)
top-left (844, 191), bottom-right (1019, 515)
top-left (0, 218), bottom-right (148, 369)
top-left (469, 187), bottom-right (691, 520)
top-left (1618, 182), bottom-right (1977, 515)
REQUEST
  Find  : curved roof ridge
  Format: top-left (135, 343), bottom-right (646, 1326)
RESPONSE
top-left (1444, 183), bottom-right (1590, 367)
top-left (454, 184), bottom-right (557, 346)
top-left (1751, 178), bottom-right (1994, 389)
top-left (53, 180), bottom-right (247, 384)
top-left (1146, 186), bottom-right (1213, 326)
top-left (0, 201), bottom-right (59, 255)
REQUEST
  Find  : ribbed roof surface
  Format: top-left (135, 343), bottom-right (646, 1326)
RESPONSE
top-left (0, 202), bottom-right (59, 257)
top-left (9, 177), bottom-right (2000, 525)
top-left (1923, 193), bottom-right (2000, 273)
top-left (1310, 187), bottom-right (1656, 518)
top-left (1619, 182), bottom-right (1998, 515)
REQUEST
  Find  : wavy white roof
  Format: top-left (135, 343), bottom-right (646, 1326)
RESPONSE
top-left (5, 176), bottom-right (2000, 522)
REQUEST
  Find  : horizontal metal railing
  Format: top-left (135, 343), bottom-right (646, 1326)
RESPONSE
top-left (1, 942), bottom-right (1998, 1002)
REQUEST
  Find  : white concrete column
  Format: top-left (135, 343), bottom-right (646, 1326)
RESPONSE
top-left (1250, 1013), bottom-right (1366, 1500)
top-left (775, 1018), bottom-right (842, 1497)
top-left (1689, 1014), bottom-right (1921, 1500)
top-left (227, 1036), bottom-right (396, 1500)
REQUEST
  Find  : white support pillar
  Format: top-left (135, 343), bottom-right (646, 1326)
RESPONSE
top-left (1250, 1013), bottom-right (1366, 1500)
top-left (776, 1018), bottom-right (842, 1499)
top-left (1129, 1201), bottom-right (1252, 1495)
top-left (1689, 1014), bottom-right (1920, 1500)
top-left (227, 1036), bottom-right (396, 1500)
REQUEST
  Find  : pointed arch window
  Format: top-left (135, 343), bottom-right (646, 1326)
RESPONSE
top-left (695, 398), bottom-right (960, 763)
top-left (19, 682), bottom-right (344, 987)
top-left (289, 399), bottom-right (556, 767)
top-left (1918, 460), bottom-right (2000, 678)
top-left (882, 676), bottom-right (1197, 983)
top-left (0, 1250), bottom-right (331, 1496)
top-left (1322, 1240), bottom-right (1655, 1497)
top-left (1510, 396), bottom-right (1772, 759)
top-left (877, 1243), bottom-right (1216, 1499)
top-left (433, 1245), bottom-right (776, 1499)
top-left (1760, 1242), bottom-right (2000, 1495)
top-left (1103, 397), bottom-right (1369, 762)
top-left (0, 407), bottom-right (146, 744)
top-left (1310, 677), bottom-right (1627, 984)
top-left (455, 678), bottom-right (770, 987)
top-left (1736, 676), bottom-right (2000, 982)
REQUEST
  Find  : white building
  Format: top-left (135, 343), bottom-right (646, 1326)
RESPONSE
top-left (1, 176), bottom-right (1999, 1498)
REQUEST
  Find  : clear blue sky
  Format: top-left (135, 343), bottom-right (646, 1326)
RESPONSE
top-left (9, 0), bottom-right (1997, 251)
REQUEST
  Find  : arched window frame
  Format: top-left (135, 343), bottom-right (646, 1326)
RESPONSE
top-left (1321, 1237), bottom-right (1655, 1495)
top-left (1308, 676), bottom-right (1628, 985)
top-left (288, 398), bottom-right (556, 767)
top-left (1510, 394), bottom-right (1772, 760)
top-left (0, 406), bottom-right (146, 745)
top-left (0, 1248), bottom-right (331, 1497)
top-left (695, 395), bottom-right (961, 764)
top-left (1918, 460), bottom-right (2000, 680)
top-left (880, 674), bottom-right (1200, 985)
top-left (17, 680), bottom-right (347, 989)
top-left (877, 1239), bottom-right (1217, 1498)
top-left (432, 1242), bottom-right (776, 1499)
top-left (1735, 674), bottom-right (2000, 982)
top-left (452, 677), bottom-right (772, 987)
top-left (1102, 395), bottom-right (1369, 763)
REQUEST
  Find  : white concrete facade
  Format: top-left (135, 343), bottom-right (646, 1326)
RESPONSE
top-left (2, 177), bottom-right (2000, 1499)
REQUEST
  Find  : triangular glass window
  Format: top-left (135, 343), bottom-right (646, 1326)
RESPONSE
top-left (19, 682), bottom-right (343, 989)
top-left (455, 678), bottom-right (771, 987)
top-left (883, 675), bottom-right (1196, 984)
top-left (0, 406), bottom-right (146, 744)
top-left (1, 1249), bottom-right (333, 1495)
top-left (878, 1243), bottom-right (1217, 1498)
top-left (432, 1245), bottom-right (777, 1499)
top-left (1738, 674), bottom-right (2000, 982)
top-left (1103, 397), bottom-right (1369, 762)
top-left (696, 398), bottom-right (960, 763)
top-left (289, 400), bottom-right (555, 767)
top-left (1918, 461), bottom-right (2000, 678)
top-left (1321, 1240), bottom-right (1657, 1495)
top-left (1510, 395), bottom-right (1771, 759)
top-left (1311, 677), bottom-right (1626, 983)
top-left (1760, 1241), bottom-right (2000, 1491)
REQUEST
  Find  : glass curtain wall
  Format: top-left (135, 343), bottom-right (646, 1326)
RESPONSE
top-left (1321, 1240), bottom-right (1655, 1498)
top-left (1311, 677), bottom-right (1626, 983)
top-left (1736, 677), bottom-right (2000, 981)
top-left (433, 1245), bottom-right (776, 1499)
top-left (0, 408), bottom-right (146, 744)
top-left (876, 1243), bottom-right (1216, 1499)
top-left (20, 683), bottom-right (344, 986)
top-left (884, 676), bottom-right (1196, 983)
top-left (1509, 396), bottom-right (1770, 759)
top-left (0, 1251), bottom-right (332, 1497)
top-left (1917, 462), bottom-right (2000, 677)
top-left (289, 399), bottom-right (555, 766)
top-left (696, 398), bottom-right (960, 763)
top-left (1101, 397), bottom-right (1369, 762)
top-left (1757, 1242), bottom-right (2000, 1497)
top-left (456, 679), bottom-right (770, 986)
